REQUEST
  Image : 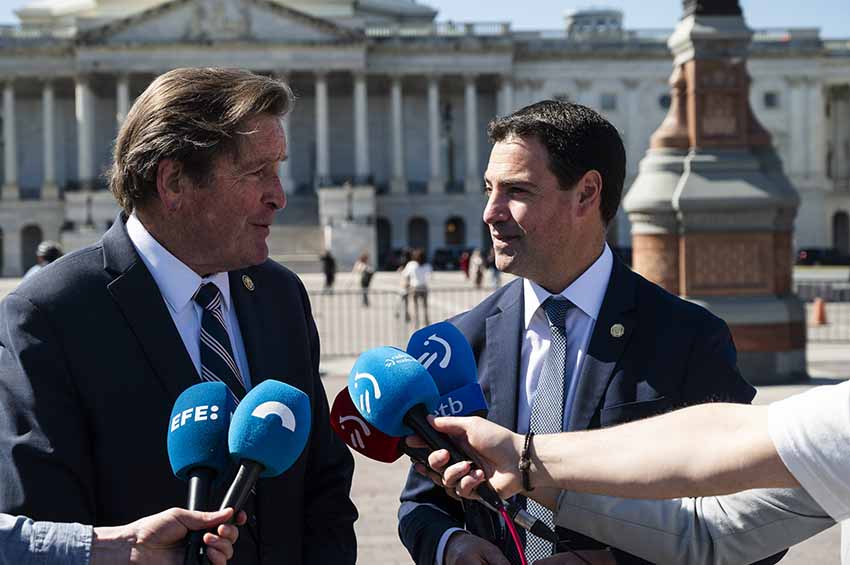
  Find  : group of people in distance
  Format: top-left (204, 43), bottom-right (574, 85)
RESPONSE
top-left (0, 66), bottom-right (845, 565)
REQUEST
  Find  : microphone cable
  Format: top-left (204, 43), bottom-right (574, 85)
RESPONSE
top-left (499, 506), bottom-right (528, 565)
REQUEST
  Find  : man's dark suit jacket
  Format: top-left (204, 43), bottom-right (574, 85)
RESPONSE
top-left (0, 217), bottom-right (357, 565)
top-left (399, 256), bottom-right (769, 565)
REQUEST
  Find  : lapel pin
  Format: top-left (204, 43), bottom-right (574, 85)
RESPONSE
top-left (242, 275), bottom-right (255, 292)
top-left (610, 323), bottom-right (625, 338)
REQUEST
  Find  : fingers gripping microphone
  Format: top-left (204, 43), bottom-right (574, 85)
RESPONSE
top-left (348, 347), bottom-right (504, 511)
top-left (407, 321), bottom-right (487, 418)
top-left (167, 382), bottom-right (234, 565)
top-left (330, 387), bottom-right (431, 465)
top-left (408, 323), bottom-right (558, 545)
top-left (219, 380), bottom-right (311, 514)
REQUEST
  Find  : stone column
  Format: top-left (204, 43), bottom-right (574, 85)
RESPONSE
top-left (787, 77), bottom-right (807, 179)
top-left (499, 75), bottom-right (514, 116)
top-left (116, 74), bottom-right (130, 127)
top-left (389, 74), bottom-right (406, 194)
top-left (353, 72), bottom-right (370, 184)
top-left (2, 80), bottom-right (18, 200)
top-left (808, 80), bottom-right (826, 180)
top-left (622, 78), bottom-right (641, 173)
top-left (274, 71), bottom-right (295, 194)
top-left (464, 74), bottom-right (480, 192)
top-left (427, 74), bottom-right (444, 193)
top-left (625, 3), bottom-right (805, 384)
top-left (315, 71), bottom-right (330, 187)
top-left (75, 75), bottom-right (95, 192)
top-left (42, 80), bottom-right (59, 199)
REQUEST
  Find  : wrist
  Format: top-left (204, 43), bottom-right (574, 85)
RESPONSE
top-left (91, 525), bottom-right (135, 565)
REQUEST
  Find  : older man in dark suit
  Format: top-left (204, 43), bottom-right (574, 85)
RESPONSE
top-left (398, 100), bottom-right (780, 565)
top-left (0, 67), bottom-right (356, 565)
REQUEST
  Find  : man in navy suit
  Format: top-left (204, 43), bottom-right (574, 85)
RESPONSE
top-left (0, 68), bottom-right (356, 565)
top-left (398, 100), bottom-right (774, 565)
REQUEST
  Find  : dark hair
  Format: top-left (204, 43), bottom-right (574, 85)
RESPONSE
top-left (487, 100), bottom-right (626, 225)
top-left (36, 240), bottom-right (63, 263)
top-left (108, 67), bottom-right (294, 213)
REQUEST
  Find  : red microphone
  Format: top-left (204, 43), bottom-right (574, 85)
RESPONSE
top-left (330, 388), bottom-right (430, 464)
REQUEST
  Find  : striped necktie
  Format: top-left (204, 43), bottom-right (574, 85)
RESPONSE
top-left (524, 297), bottom-right (573, 562)
top-left (193, 283), bottom-right (247, 404)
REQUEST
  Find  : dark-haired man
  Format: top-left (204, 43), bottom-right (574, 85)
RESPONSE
top-left (0, 68), bottom-right (356, 565)
top-left (398, 100), bottom-right (772, 565)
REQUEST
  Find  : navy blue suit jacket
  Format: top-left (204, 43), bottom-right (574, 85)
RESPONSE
top-left (399, 256), bottom-right (764, 564)
top-left (0, 217), bottom-right (357, 565)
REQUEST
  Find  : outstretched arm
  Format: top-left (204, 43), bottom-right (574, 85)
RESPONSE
top-left (421, 402), bottom-right (797, 501)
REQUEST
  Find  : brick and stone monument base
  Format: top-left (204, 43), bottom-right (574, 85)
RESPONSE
top-left (624, 0), bottom-right (806, 383)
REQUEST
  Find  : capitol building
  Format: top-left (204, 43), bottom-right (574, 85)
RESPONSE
top-left (0, 0), bottom-right (849, 274)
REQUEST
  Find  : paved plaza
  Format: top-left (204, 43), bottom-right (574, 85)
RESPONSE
top-left (0, 273), bottom-right (846, 562)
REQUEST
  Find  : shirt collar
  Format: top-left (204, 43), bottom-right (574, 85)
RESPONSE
top-left (126, 213), bottom-right (231, 314)
top-left (522, 243), bottom-right (613, 329)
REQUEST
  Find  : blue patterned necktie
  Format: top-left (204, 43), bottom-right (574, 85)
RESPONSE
top-left (524, 297), bottom-right (573, 562)
top-left (193, 283), bottom-right (246, 405)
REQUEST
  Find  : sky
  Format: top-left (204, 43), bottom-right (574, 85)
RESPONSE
top-left (0, 0), bottom-right (848, 37)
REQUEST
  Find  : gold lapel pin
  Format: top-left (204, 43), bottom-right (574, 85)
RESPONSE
top-left (242, 275), bottom-right (255, 292)
top-left (610, 323), bottom-right (625, 338)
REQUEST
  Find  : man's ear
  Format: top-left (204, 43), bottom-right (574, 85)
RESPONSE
top-left (155, 159), bottom-right (185, 212)
top-left (576, 169), bottom-right (603, 217)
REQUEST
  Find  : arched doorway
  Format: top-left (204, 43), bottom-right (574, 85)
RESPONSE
top-left (21, 225), bottom-right (43, 273)
top-left (408, 217), bottom-right (429, 259)
top-left (376, 217), bottom-right (392, 269)
top-left (480, 221), bottom-right (492, 253)
top-left (444, 216), bottom-right (466, 247)
top-left (834, 211), bottom-right (850, 255)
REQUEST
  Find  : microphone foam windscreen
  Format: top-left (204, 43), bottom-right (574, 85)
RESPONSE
top-left (167, 381), bottom-right (234, 481)
top-left (348, 346), bottom-right (439, 437)
top-left (228, 380), bottom-right (311, 478)
top-left (407, 321), bottom-right (479, 394)
top-left (330, 387), bottom-right (402, 463)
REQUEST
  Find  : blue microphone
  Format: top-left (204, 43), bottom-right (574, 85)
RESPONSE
top-left (407, 321), bottom-right (487, 417)
top-left (408, 324), bottom-right (558, 544)
top-left (218, 380), bottom-right (311, 514)
top-left (348, 346), bottom-right (505, 511)
top-left (167, 382), bottom-right (235, 565)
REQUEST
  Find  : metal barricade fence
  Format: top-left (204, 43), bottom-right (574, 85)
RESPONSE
top-left (308, 286), bottom-right (497, 357)
top-left (795, 279), bottom-right (850, 342)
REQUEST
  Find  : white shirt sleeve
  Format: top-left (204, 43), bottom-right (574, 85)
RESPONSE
top-left (768, 381), bottom-right (850, 522)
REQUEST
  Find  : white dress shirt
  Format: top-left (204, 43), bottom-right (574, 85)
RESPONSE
top-left (126, 214), bottom-right (252, 390)
top-left (436, 244), bottom-right (613, 564)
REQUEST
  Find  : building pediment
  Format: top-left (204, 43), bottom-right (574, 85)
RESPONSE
top-left (77, 0), bottom-right (363, 45)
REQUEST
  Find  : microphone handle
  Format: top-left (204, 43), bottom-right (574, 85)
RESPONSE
top-left (400, 444), bottom-right (431, 465)
top-left (184, 467), bottom-right (214, 565)
top-left (218, 461), bottom-right (263, 515)
top-left (403, 404), bottom-right (504, 511)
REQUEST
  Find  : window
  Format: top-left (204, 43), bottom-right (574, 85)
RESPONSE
top-left (659, 94), bottom-right (671, 109)
top-left (600, 93), bottom-right (617, 111)
top-left (764, 91), bottom-right (779, 109)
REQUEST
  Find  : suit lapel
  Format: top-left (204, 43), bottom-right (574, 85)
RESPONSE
top-left (484, 281), bottom-right (524, 429)
top-left (228, 269), bottom-right (269, 389)
top-left (567, 257), bottom-right (638, 432)
top-left (103, 217), bottom-right (199, 403)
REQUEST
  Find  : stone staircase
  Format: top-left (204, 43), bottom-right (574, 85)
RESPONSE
top-left (270, 193), bottom-right (324, 273)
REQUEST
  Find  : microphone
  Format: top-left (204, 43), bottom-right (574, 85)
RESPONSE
top-left (347, 346), bottom-right (505, 511)
top-left (330, 387), bottom-right (431, 465)
top-left (407, 321), bottom-right (487, 418)
top-left (408, 322), bottom-right (557, 544)
top-left (167, 382), bottom-right (234, 565)
top-left (218, 380), bottom-right (311, 514)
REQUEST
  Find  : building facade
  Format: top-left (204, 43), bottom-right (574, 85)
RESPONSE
top-left (0, 0), bottom-right (848, 274)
